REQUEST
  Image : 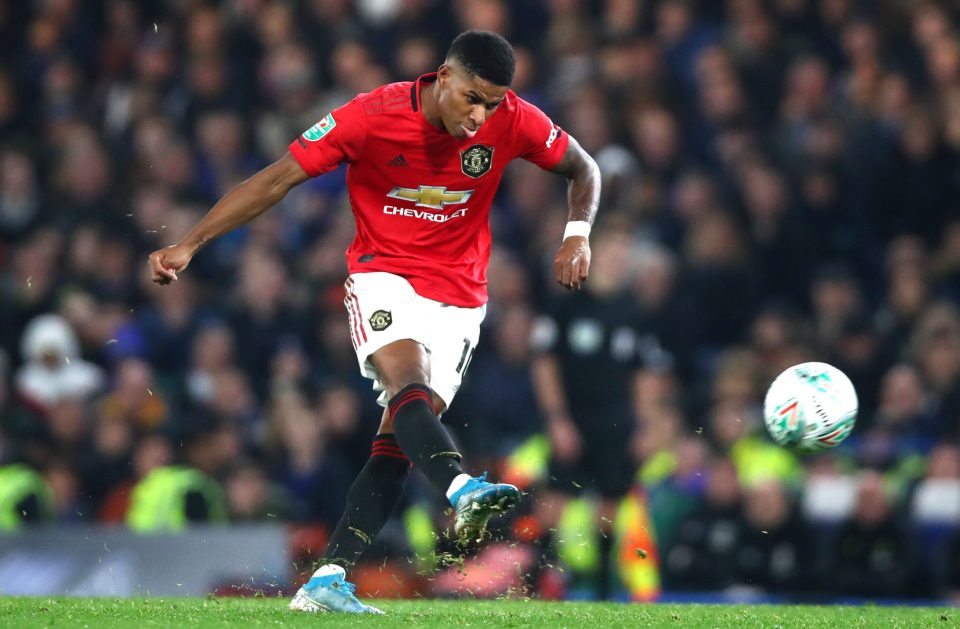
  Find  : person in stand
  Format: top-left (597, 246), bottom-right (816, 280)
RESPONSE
top-left (530, 228), bottom-right (651, 598)
top-left (148, 31), bottom-right (601, 614)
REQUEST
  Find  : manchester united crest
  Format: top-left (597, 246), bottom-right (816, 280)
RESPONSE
top-left (460, 144), bottom-right (493, 178)
top-left (369, 310), bottom-right (392, 331)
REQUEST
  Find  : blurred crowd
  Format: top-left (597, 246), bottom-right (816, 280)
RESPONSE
top-left (1, 0), bottom-right (960, 603)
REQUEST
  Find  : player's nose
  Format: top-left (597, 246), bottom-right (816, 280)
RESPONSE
top-left (469, 105), bottom-right (485, 128)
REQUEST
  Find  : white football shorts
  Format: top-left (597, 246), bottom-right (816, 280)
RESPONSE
top-left (343, 272), bottom-right (486, 409)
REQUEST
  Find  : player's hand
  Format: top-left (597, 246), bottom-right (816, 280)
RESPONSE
top-left (554, 236), bottom-right (590, 290)
top-left (548, 414), bottom-right (582, 464)
top-left (148, 243), bottom-right (193, 285)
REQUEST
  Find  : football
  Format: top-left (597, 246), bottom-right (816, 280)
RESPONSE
top-left (763, 362), bottom-right (858, 453)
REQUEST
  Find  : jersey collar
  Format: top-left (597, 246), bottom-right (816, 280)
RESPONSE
top-left (411, 72), bottom-right (438, 113)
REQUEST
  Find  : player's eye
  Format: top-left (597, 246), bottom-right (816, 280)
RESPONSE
top-left (467, 95), bottom-right (480, 104)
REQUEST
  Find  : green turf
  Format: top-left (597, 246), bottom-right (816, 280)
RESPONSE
top-left (0, 598), bottom-right (953, 628)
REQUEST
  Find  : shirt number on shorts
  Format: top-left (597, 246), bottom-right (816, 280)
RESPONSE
top-left (456, 338), bottom-right (476, 375)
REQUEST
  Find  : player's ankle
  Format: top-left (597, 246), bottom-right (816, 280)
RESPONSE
top-left (446, 473), bottom-right (473, 503)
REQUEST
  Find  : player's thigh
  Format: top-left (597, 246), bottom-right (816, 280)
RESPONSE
top-left (344, 272), bottom-right (428, 381)
top-left (422, 302), bottom-right (486, 410)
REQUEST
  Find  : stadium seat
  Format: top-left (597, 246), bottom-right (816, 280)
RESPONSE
top-left (802, 475), bottom-right (859, 523)
top-left (910, 479), bottom-right (960, 525)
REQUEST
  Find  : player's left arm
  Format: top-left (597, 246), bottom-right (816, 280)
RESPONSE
top-left (549, 135), bottom-right (601, 290)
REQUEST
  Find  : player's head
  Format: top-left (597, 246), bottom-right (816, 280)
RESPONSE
top-left (436, 30), bottom-right (515, 139)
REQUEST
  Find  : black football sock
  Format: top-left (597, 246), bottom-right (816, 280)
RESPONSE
top-left (322, 434), bottom-right (410, 568)
top-left (388, 383), bottom-right (464, 496)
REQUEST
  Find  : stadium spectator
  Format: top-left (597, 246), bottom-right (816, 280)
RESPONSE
top-left (833, 471), bottom-right (918, 598)
top-left (907, 302), bottom-right (960, 438)
top-left (866, 364), bottom-right (941, 460)
top-left (97, 357), bottom-right (168, 432)
top-left (224, 458), bottom-right (295, 522)
top-left (14, 314), bottom-right (104, 417)
top-left (663, 457), bottom-right (743, 591)
top-left (0, 147), bottom-right (44, 241)
top-left (265, 386), bottom-right (350, 527)
top-left (733, 479), bottom-right (809, 595)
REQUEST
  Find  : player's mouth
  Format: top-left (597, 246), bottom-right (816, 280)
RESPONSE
top-left (460, 124), bottom-right (478, 138)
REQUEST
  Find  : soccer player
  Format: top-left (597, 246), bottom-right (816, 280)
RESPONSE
top-left (148, 31), bottom-right (600, 613)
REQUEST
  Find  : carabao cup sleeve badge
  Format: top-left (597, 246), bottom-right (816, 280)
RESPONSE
top-left (302, 114), bottom-right (336, 141)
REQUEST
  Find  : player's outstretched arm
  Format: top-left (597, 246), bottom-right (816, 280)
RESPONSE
top-left (549, 135), bottom-right (601, 290)
top-left (148, 153), bottom-right (309, 285)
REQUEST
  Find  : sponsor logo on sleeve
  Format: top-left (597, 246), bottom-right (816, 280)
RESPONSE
top-left (545, 125), bottom-right (559, 148)
top-left (302, 113), bottom-right (336, 141)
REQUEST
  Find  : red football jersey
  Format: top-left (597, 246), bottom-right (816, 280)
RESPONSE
top-left (289, 73), bottom-right (569, 307)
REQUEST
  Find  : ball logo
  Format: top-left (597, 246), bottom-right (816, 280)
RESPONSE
top-left (777, 399), bottom-right (800, 432)
top-left (460, 144), bottom-right (493, 178)
top-left (368, 310), bottom-right (392, 331)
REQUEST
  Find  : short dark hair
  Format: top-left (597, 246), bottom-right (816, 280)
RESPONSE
top-left (446, 30), bottom-right (515, 87)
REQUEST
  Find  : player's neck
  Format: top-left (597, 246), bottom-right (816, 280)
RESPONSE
top-left (419, 80), bottom-right (445, 131)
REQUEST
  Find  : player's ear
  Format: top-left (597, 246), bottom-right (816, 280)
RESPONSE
top-left (437, 64), bottom-right (451, 85)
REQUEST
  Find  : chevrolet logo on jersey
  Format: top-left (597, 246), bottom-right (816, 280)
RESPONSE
top-left (386, 186), bottom-right (474, 210)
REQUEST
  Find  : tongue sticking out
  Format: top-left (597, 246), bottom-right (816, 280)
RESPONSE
top-left (461, 125), bottom-right (478, 139)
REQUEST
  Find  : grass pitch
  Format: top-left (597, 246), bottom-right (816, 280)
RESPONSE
top-left (0, 597), bottom-right (953, 628)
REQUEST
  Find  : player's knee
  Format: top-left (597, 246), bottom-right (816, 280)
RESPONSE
top-left (377, 408), bottom-right (394, 434)
top-left (381, 383), bottom-right (448, 425)
top-left (371, 341), bottom-right (431, 398)
top-left (383, 376), bottom-right (430, 401)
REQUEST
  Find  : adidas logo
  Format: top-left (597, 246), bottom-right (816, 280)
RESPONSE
top-left (388, 154), bottom-right (408, 167)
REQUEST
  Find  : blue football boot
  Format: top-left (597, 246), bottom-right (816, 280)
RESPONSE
top-left (289, 564), bottom-right (383, 614)
top-left (449, 472), bottom-right (521, 541)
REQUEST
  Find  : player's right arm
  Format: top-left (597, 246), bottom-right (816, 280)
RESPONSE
top-left (512, 98), bottom-right (599, 291)
top-left (149, 100), bottom-right (367, 285)
top-left (148, 154), bottom-right (309, 284)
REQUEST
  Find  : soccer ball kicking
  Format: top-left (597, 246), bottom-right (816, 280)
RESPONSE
top-left (148, 28), bottom-right (600, 615)
top-left (763, 362), bottom-right (858, 453)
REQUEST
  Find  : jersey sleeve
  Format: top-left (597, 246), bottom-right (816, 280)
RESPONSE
top-left (288, 98), bottom-right (368, 177)
top-left (513, 98), bottom-right (569, 170)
